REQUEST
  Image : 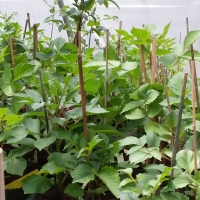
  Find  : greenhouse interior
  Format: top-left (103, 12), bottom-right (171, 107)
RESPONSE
top-left (1, 0), bottom-right (200, 199)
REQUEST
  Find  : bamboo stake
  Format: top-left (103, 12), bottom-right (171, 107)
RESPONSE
top-left (9, 38), bottom-right (15, 69)
top-left (27, 13), bottom-right (31, 29)
top-left (0, 148), bottom-right (5, 200)
top-left (151, 37), bottom-right (157, 84)
top-left (171, 73), bottom-right (188, 179)
top-left (23, 19), bottom-right (28, 39)
top-left (191, 61), bottom-right (198, 173)
top-left (186, 18), bottom-right (200, 110)
top-left (105, 30), bottom-right (109, 113)
top-left (122, 42), bottom-right (126, 62)
top-left (33, 24), bottom-right (49, 135)
top-left (160, 64), bottom-right (171, 112)
top-left (139, 44), bottom-right (148, 83)
top-left (156, 61), bottom-right (160, 83)
top-left (179, 32), bottom-right (181, 44)
top-left (116, 21), bottom-right (122, 58)
top-left (78, 31), bottom-right (88, 143)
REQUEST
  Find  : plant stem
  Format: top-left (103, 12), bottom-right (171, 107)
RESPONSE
top-left (139, 44), bottom-right (148, 83)
top-left (77, 31), bottom-right (88, 143)
top-left (9, 38), bottom-right (15, 69)
top-left (171, 73), bottom-right (188, 179)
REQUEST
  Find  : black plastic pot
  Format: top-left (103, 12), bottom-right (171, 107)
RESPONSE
top-left (25, 194), bottom-right (49, 200)
top-left (6, 188), bottom-right (29, 200)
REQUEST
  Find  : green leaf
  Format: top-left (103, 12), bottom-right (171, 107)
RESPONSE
top-left (159, 54), bottom-right (177, 67)
top-left (88, 124), bottom-right (121, 135)
top-left (1, 66), bottom-right (13, 96)
top-left (119, 136), bottom-right (140, 146)
top-left (168, 72), bottom-right (184, 96)
top-left (0, 108), bottom-right (8, 119)
top-left (97, 166), bottom-right (120, 198)
top-left (14, 64), bottom-right (35, 81)
top-left (65, 183), bottom-right (84, 198)
top-left (71, 164), bottom-right (94, 184)
top-left (26, 89), bottom-right (42, 103)
top-left (172, 44), bottom-right (184, 56)
top-left (23, 175), bottom-right (52, 194)
top-left (183, 30), bottom-right (200, 52)
top-left (165, 110), bottom-right (178, 128)
top-left (173, 174), bottom-right (191, 189)
top-left (23, 118), bottom-right (40, 134)
top-left (146, 132), bottom-right (160, 147)
top-left (121, 62), bottom-right (138, 71)
top-left (48, 152), bottom-right (77, 169)
top-left (129, 148), bottom-right (151, 164)
top-left (4, 156), bottom-right (27, 176)
top-left (40, 162), bottom-right (65, 174)
top-left (147, 99), bottom-right (163, 118)
top-left (125, 109), bottom-right (145, 120)
top-left (34, 136), bottom-right (56, 151)
top-left (87, 105), bottom-right (109, 114)
top-left (54, 37), bottom-right (65, 50)
top-left (121, 101), bottom-right (143, 114)
top-left (176, 149), bottom-right (197, 174)
top-left (131, 27), bottom-right (150, 42)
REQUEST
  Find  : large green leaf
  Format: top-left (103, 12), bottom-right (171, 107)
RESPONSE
top-left (0, 108), bottom-right (8, 119)
top-left (1, 66), bottom-right (13, 96)
top-left (13, 64), bottom-right (35, 81)
top-left (71, 164), bottom-right (94, 184)
top-left (165, 110), bottom-right (178, 128)
top-left (146, 132), bottom-right (160, 147)
top-left (121, 62), bottom-right (138, 71)
top-left (34, 136), bottom-right (56, 151)
top-left (64, 183), bottom-right (84, 198)
top-left (168, 72), bottom-right (184, 96)
top-left (97, 166), bottom-right (120, 198)
top-left (183, 30), bottom-right (200, 52)
top-left (4, 156), bottom-right (27, 176)
top-left (48, 152), bottom-right (77, 169)
top-left (129, 148), bottom-right (152, 164)
top-left (40, 162), bottom-right (65, 174)
top-left (159, 54), bottom-right (177, 67)
top-left (54, 37), bottom-right (65, 50)
top-left (131, 27), bottom-right (150, 41)
top-left (23, 175), bottom-right (52, 194)
top-left (121, 101), bottom-right (143, 114)
top-left (147, 99), bottom-right (163, 118)
top-left (176, 150), bottom-right (197, 174)
top-left (88, 124), bottom-right (121, 135)
top-left (173, 174), bottom-right (191, 189)
top-left (125, 109), bottom-right (145, 120)
top-left (23, 118), bottom-right (40, 134)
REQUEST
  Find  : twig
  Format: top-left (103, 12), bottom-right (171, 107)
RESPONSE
top-left (151, 37), bottom-right (157, 84)
top-left (160, 63), bottom-right (171, 112)
top-left (0, 148), bottom-right (5, 200)
top-left (77, 31), bottom-right (88, 143)
top-left (139, 44), bottom-right (148, 83)
top-left (191, 61), bottom-right (197, 173)
top-left (116, 21), bottom-right (122, 58)
top-left (171, 73), bottom-right (188, 179)
top-left (9, 38), bottom-right (15, 69)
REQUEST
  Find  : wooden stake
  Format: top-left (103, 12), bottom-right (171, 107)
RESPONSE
top-left (27, 13), bottom-right (31, 29)
top-left (191, 61), bottom-right (198, 173)
top-left (186, 18), bottom-right (200, 110)
top-left (9, 38), bottom-right (15, 69)
top-left (160, 64), bottom-right (171, 112)
top-left (122, 42), bottom-right (126, 62)
top-left (105, 30), bottom-right (109, 111)
top-left (78, 31), bottom-right (88, 143)
top-left (151, 37), bottom-right (157, 84)
top-left (33, 24), bottom-right (38, 59)
top-left (139, 44), bottom-right (148, 83)
top-left (156, 61), bottom-right (161, 83)
top-left (0, 148), bottom-right (5, 200)
top-left (171, 73), bottom-right (188, 179)
top-left (179, 32), bottom-right (181, 44)
top-left (116, 21), bottom-right (122, 58)
top-left (23, 19), bottom-right (28, 39)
